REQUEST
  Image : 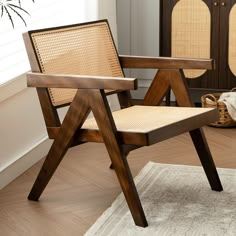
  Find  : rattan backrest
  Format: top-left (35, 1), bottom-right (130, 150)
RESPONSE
top-left (28, 20), bottom-right (124, 106)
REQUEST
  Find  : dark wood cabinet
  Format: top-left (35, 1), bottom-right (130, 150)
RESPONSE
top-left (160, 0), bottom-right (236, 91)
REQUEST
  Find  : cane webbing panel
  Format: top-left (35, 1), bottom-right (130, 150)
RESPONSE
top-left (30, 21), bottom-right (123, 106)
top-left (82, 105), bottom-right (215, 133)
top-left (229, 4), bottom-right (236, 76)
top-left (171, 0), bottom-right (210, 78)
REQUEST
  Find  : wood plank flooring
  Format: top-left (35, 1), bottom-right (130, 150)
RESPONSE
top-left (0, 126), bottom-right (236, 235)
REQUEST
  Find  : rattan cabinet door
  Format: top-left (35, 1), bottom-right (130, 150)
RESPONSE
top-left (219, 0), bottom-right (236, 89)
top-left (160, 0), bottom-right (236, 91)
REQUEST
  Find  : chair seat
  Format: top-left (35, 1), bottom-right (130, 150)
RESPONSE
top-left (82, 105), bottom-right (218, 145)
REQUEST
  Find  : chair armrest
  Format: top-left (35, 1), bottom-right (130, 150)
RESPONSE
top-left (119, 55), bottom-right (215, 70)
top-left (27, 72), bottom-right (138, 90)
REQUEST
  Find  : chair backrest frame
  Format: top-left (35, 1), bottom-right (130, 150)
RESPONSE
top-left (23, 19), bottom-right (131, 129)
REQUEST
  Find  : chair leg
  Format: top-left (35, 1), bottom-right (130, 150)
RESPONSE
top-left (28, 138), bottom-right (71, 201)
top-left (88, 89), bottom-right (148, 227)
top-left (189, 128), bottom-right (223, 191)
top-left (28, 91), bottom-right (91, 201)
top-left (110, 151), bottom-right (148, 227)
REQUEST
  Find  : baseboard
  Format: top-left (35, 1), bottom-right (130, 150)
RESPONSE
top-left (0, 137), bottom-right (52, 190)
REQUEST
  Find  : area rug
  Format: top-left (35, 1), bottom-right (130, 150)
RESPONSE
top-left (85, 162), bottom-right (236, 236)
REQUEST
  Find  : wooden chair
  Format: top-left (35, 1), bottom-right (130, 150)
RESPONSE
top-left (23, 20), bottom-right (223, 227)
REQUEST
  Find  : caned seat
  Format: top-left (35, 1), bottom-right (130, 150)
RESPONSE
top-left (23, 19), bottom-right (223, 227)
top-left (82, 106), bottom-right (217, 145)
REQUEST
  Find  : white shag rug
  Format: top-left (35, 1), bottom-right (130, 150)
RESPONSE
top-left (85, 162), bottom-right (236, 236)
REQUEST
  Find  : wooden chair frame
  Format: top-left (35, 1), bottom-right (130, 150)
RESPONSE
top-left (23, 20), bottom-right (223, 227)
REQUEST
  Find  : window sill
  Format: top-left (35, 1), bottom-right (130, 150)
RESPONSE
top-left (0, 73), bottom-right (28, 103)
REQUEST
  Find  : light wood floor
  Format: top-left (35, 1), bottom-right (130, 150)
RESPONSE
top-left (0, 126), bottom-right (236, 235)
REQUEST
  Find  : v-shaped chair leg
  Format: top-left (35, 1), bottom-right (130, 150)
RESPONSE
top-left (190, 128), bottom-right (223, 191)
top-left (28, 91), bottom-right (91, 201)
top-left (169, 69), bottom-right (223, 191)
top-left (88, 89), bottom-right (148, 227)
top-left (144, 69), bottom-right (223, 192)
top-left (143, 70), bottom-right (171, 106)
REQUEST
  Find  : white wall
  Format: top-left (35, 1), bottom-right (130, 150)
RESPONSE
top-left (0, 75), bottom-right (52, 189)
top-left (117, 0), bottom-right (160, 98)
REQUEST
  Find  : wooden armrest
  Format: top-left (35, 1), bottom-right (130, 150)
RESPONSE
top-left (119, 55), bottom-right (215, 70)
top-left (27, 72), bottom-right (138, 90)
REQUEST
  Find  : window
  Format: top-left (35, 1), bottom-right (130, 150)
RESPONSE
top-left (0, 0), bottom-right (97, 85)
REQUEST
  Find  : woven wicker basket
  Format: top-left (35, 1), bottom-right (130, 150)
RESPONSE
top-left (201, 90), bottom-right (236, 127)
